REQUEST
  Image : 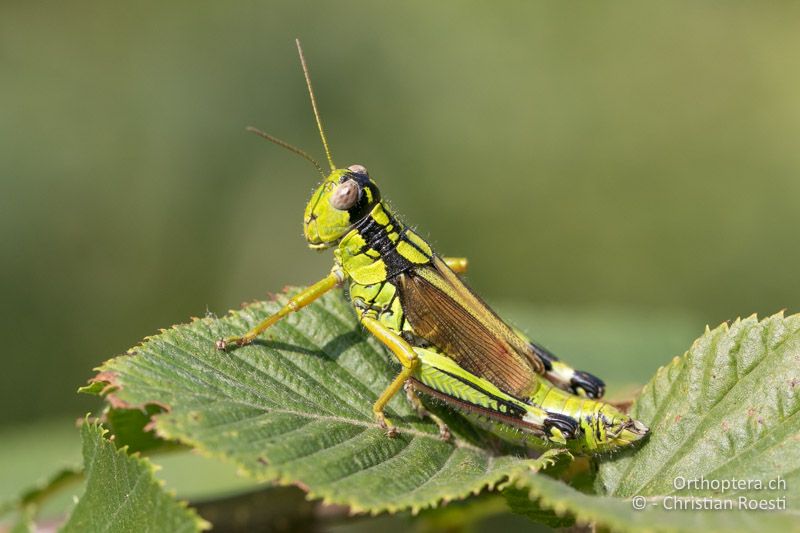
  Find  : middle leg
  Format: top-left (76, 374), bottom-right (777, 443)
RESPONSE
top-left (404, 381), bottom-right (451, 441)
top-left (361, 315), bottom-right (420, 436)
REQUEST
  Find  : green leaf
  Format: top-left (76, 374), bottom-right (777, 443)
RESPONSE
top-left (503, 485), bottom-right (574, 528)
top-left (61, 421), bottom-right (208, 533)
top-left (514, 313), bottom-right (800, 531)
top-left (86, 290), bottom-right (566, 514)
top-left (100, 406), bottom-right (177, 454)
top-left (513, 472), bottom-right (795, 533)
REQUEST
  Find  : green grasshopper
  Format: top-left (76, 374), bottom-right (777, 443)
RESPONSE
top-left (217, 40), bottom-right (648, 454)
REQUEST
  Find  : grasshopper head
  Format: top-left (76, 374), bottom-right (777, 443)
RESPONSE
top-left (606, 415), bottom-right (649, 448)
top-left (587, 405), bottom-right (649, 453)
top-left (303, 164), bottom-right (381, 249)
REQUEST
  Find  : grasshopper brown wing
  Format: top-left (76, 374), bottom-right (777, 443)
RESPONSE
top-left (397, 256), bottom-right (545, 397)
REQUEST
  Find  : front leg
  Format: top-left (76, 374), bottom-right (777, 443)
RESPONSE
top-left (216, 267), bottom-right (344, 350)
top-left (361, 316), bottom-right (420, 437)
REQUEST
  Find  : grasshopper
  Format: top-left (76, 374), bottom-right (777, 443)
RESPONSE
top-left (217, 40), bottom-right (648, 453)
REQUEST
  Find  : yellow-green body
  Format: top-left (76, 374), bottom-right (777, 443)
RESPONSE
top-left (413, 349), bottom-right (645, 453)
top-left (323, 193), bottom-right (644, 452)
top-left (337, 202), bottom-right (430, 332)
top-left (220, 40), bottom-right (648, 454)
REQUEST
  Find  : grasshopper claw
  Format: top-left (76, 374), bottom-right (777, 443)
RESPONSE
top-left (217, 335), bottom-right (253, 351)
top-left (375, 412), bottom-right (399, 438)
top-left (404, 383), bottom-right (450, 441)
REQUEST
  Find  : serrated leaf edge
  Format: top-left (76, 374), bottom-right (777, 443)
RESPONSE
top-left (77, 418), bottom-right (212, 531)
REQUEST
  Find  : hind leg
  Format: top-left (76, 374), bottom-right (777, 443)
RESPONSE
top-left (404, 382), bottom-right (451, 441)
top-left (512, 325), bottom-right (606, 399)
top-left (528, 340), bottom-right (606, 399)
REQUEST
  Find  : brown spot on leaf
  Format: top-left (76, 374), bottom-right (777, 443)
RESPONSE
top-left (89, 369), bottom-right (172, 414)
top-left (90, 370), bottom-right (120, 387)
top-left (106, 394), bottom-right (133, 410)
top-left (674, 415), bottom-right (682, 423)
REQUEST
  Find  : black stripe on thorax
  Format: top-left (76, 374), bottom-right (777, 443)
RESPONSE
top-left (352, 207), bottom-right (412, 279)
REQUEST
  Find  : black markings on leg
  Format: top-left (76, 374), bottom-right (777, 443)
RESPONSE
top-left (529, 341), bottom-right (558, 371)
top-left (543, 412), bottom-right (579, 440)
top-left (570, 371), bottom-right (606, 399)
top-left (531, 341), bottom-right (606, 399)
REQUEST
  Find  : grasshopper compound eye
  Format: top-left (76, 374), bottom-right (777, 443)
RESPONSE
top-left (330, 179), bottom-right (361, 210)
top-left (347, 164), bottom-right (369, 178)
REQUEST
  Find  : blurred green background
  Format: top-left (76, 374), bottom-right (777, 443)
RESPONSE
top-left (2, 0), bottom-right (799, 506)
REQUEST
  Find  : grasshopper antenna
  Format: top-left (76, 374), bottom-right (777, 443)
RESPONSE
top-left (246, 126), bottom-right (325, 177)
top-left (296, 38), bottom-right (336, 172)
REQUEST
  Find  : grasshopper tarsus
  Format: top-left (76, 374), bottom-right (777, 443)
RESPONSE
top-left (215, 336), bottom-right (253, 351)
top-left (404, 383), bottom-right (452, 441)
top-left (375, 413), bottom-right (400, 438)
